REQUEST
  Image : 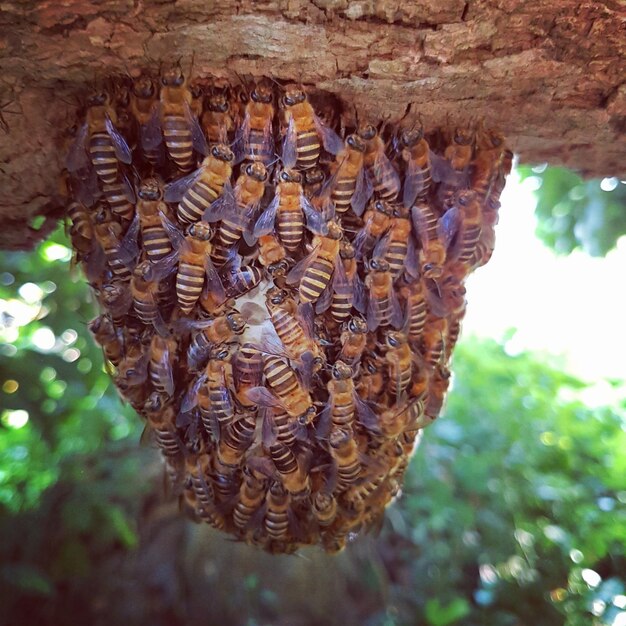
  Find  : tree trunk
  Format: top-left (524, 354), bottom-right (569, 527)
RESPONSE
top-left (0, 0), bottom-right (624, 249)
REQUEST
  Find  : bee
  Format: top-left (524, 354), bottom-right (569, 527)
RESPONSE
top-left (379, 397), bottom-right (425, 439)
top-left (145, 63), bottom-right (209, 173)
top-left (364, 258), bottom-right (403, 332)
top-left (302, 165), bottom-right (326, 196)
top-left (233, 468), bottom-right (267, 533)
top-left (217, 411), bottom-right (257, 468)
top-left (338, 316), bottom-right (368, 365)
top-left (328, 427), bottom-right (361, 491)
top-left (371, 204), bottom-right (418, 281)
top-left (187, 454), bottom-right (227, 529)
top-left (220, 253), bottom-right (263, 299)
top-left (93, 204), bottom-right (132, 281)
top-left (281, 85), bottom-right (342, 170)
top-left (253, 168), bottom-right (325, 253)
top-left (130, 260), bottom-right (167, 331)
top-left (445, 189), bottom-right (482, 271)
top-left (257, 233), bottom-right (288, 272)
top-left (328, 133), bottom-right (370, 216)
top-left (264, 481), bottom-right (291, 541)
top-left (398, 124), bottom-right (432, 208)
top-left (261, 406), bottom-right (301, 447)
top-left (67, 92), bottom-right (132, 186)
top-left (89, 314), bottom-right (123, 366)
top-left (471, 125), bottom-right (506, 201)
top-left (424, 367), bottom-right (451, 422)
top-left (164, 143), bottom-right (234, 226)
top-left (201, 87), bottom-right (234, 144)
top-left (148, 334), bottom-right (177, 397)
top-left (443, 125), bottom-right (475, 172)
top-left (422, 316), bottom-right (448, 371)
top-left (262, 287), bottom-right (324, 377)
top-left (143, 392), bottom-right (184, 461)
top-left (158, 218), bottom-right (225, 316)
top-left (411, 201), bottom-right (454, 280)
top-left (318, 362), bottom-right (378, 436)
top-left (312, 491), bottom-right (338, 528)
top-left (67, 197), bottom-right (95, 255)
top-left (210, 161), bottom-right (268, 265)
top-left (116, 343), bottom-right (150, 408)
top-left (186, 311), bottom-right (247, 371)
top-left (486, 148), bottom-right (513, 207)
top-left (357, 124), bottom-right (401, 203)
top-left (400, 279), bottom-right (428, 342)
top-left (327, 240), bottom-right (364, 324)
top-left (286, 219), bottom-right (344, 306)
top-left (234, 79), bottom-right (275, 170)
top-left (247, 356), bottom-right (316, 425)
top-left (380, 330), bottom-right (413, 403)
top-left (266, 440), bottom-right (310, 498)
top-left (433, 125), bottom-right (474, 207)
top-left (232, 343), bottom-right (264, 410)
top-left (357, 355), bottom-right (385, 402)
top-left (129, 73), bottom-right (162, 167)
top-left (99, 280), bottom-right (132, 326)
top-left (102, 176), bottom-right (136, 223)
top-left (353, 199), bottom-right (394, 259)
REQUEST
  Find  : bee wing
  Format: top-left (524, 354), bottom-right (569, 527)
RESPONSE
top-left (411, 204), bottom-right (430, 249)
top-left (184, 101), bottom-right (210, 156)
top-left (232, 112), bottom-right (250, 165)
top-left (296, 302), bottom-right (316, 341)
top-left (105, 115), bottom-right (133, 164)
top-left (118, 213), bottom-right (141, 266)
top-left (372, 230), bottom-right (391, 262)
top-left (430, 150), bottom-right (470, 187)
top-left (353, 273), bottom-right (367, 314)
top-left (240, 301), bottom-right (267, 325)
top-left (258, 324), bottom-right (290, 360)
top-left (424, 280), bottom-right (448, 318)
top-left (405, 235), bottom-right (420, 279)
top-left (281, 116), bottom-right (298, 169)
top-left (245, 386), bottom-right (286, 411)
top-left (366, 289), bottom-right (380, 332)
top-left (121, 173), bottom-right (136, 203)
top-left (84, 242), bottom-right (106, 285)
top-left (390, 287), bottom-right (403, 329)
top-left (313, 113), bottom-right (343, 156)
top-left (285, 243), bottom-right (320, 285)
top-left (158, 345), bottom-right (176, 397)
top-left (261, 408), bottom-right (278, 447)
top-left (300, 194), bottom-right (326, 235)
top-left (181, 374), bottom-right (207, 413)
top-left (315, 403), bottom-right (332, 441)
top-left (141, 104), bottom-right (163, 151)
top-left (203, 179), bottom-right (235, 223)
top-left (253, 194), bottom-right (280, 238)
top-left (204, 256), bottom-right (226, 304)
top-left (164, 167), bottom-right (203, 203)
top-left (373, 151), bottom-right (401, 197)
top-left (403, 159), bottom-right (428, 209)
top-left (351, 165), bottom-right (372, 217)
top-left (354, 392), bottom-right (381, 433)
top-left (439, 206), bottom-right (461, 250)
top-left (159, 210), bottom-right (186, 249)
top-left (72, 167), bottom-right (101, 208)
top-left (242, 200), bottom-right (263, 247)
top-left (66, 122), bottom-right (90, 172)
top-left (263, 116), bottom-right (275, 161)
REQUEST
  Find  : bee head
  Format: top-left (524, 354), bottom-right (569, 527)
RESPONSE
top-left (358, 124), bottom-right (377, 141)
top-left (226, 312), bottom-right (247, 334)
top-left (453, 126), bottom-right (474, 146)
top-left (368, 257), bottom-right (390, 272)
top-left (211, 143), bottom-right (235, 163)
top-left (325, 220), bottom-right (343, 240)
top-left (346, 316), bottom-right (367, 334)
top-left (303, 167), bottom-right (324, 186)
top-left (252, 80), bottom-right (273, 104)
top-left (138, 177), bottom-right (162, 201)
top-left (346, 133), bottom-right (366, 152)
top-left (339, 239), bottom-right (356, 259)
top-left (297, 405), bottom-right (317, 426)
top-left (280, 169), bottom-right (301, 184)
top-left (245, 161), bottom-right (268, 182)
top-left (332, 361), bottom-right (353, 380)
top-left (87, 91), bottom-right (108, 107)
top-left (282, 86), bottom-right (306, 107)
top-left (374, 200), bottom-right (394, 216)
top-left (161, 65), bottom-right (185, 87)
top-left (133, 75), bottom-right (155, 99)
top-left (208, 92), bottom-right (229, 112)
top-left (188, 222), bottom-right (213, 241)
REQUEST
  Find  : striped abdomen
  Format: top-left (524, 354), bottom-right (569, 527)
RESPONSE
top-left (277, 207), bottom-right (304, 251)
top-left (104, 247), bottom-right (132, 281)
top-left (149, 357), bottom-right (173, 396)
top-left (176, 261), bottom-right (204, 314)
top-left (269, 442), bottom-right (298, 478)
top-left (271, 307), bottom-right (306, 357)
top-left (178, 178), bottom-right (221, 225)
top-left (224, 265), bottom-right (263, 299)
top-left (187, 331), bottom-right (212, 370)
top-left (331, 390), bottom-right (355, 429)
top-left (89, 132), bottom-right (118, 184)
top-left (218, 414), bottom-right (256, 467)
top-left (369, 161), bottom-right (400, 202)
top-left (208, 375), bottom-right (235, 429)
top-left (103, 181), bottom-right (134, 221)
top-left (331, 176), bottom-right (357, 214)
top-left (197, 386), bottom-right (218, 440)
top-left (457, 223), bottom-right (482, 264)
top-left (296, 127), bottom-right (320, 170)
top-left (265, 485), bottom-right (289, 540)
top-left (247, 128), bottom-right (274, 168)
top-left (217, 216), bottom-right (244, 249)
top-left (330, 269), bottom-right (354, 323)
top-left (300, 254), bottom-right (335, 304)
top-left (142, 224), bottom-right (172, 261)
top-left (384, 240), bottom-right (408, 278)
top-left (233, 344), bottom-right (263, 408)
top-left (272, 409), bottom-right (297, 446)
top-left (133, 292), bottom-right (158, 323)
top-left (264, 356), bottom-right (299, 401)
top-left (153, 425), bottom-right (181, 459)
top-left (407, 294), bottom-right (427, 341)
top-left (233, 479), bottom-right (266, 531)
top-left (388, 359), bottom-right (412, 398)
top-left (163, 114), bottom-right (194, 173)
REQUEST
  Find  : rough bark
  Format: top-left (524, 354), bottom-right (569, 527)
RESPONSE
top-left (0, 0), bottom-right (624, 249)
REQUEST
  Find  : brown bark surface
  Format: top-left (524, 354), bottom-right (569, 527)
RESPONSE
top-left (0, 0), bottom-right (625, 249)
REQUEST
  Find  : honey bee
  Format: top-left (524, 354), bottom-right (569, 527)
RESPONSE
top-left (99, 280), bottom-right (132, 326)
top-left (89, 314), bottom-right (123, 366)
top-left (328, 427), bottom-right (361, 491)
top-left (281, 85), bottom-right (342, 170)
top-left (164, 143), bottom-right (234, 226)
top-left (257, 233), bottom-right (288, 272)
top-left (233, 468), bottom-right (267, 533)
top-left (130, 260), bottom-right (168, 332)
top-left (201, 87), bottom-right (234, 144)
top-left (364, 258), bottom-right (403, 332)
top-left (353, 199), bottom-right (394, 259)
top-left (116, 343), bottom-right (150, 408)
top-left (432, 125), bottom-right (474, 206)
top-left (143, 63), bottom-right (209, 173)
top-left (266, 441), bottom-right (310, 498)
top-left (220, 252), bottom-right (263, 299)
top-left (318, 362), bottom-right (378, 436)
top-left (357, 124), bottom-right (401, 203)
top-left (187, 453), bottom-right (227, 529)
top-left (312, 491), bottom-right (338, 528)
top-left (411, 201), bottom-right (454, 279)
top-left (371, 204), bottom-right (418, 281)
top-left (217, 411), bottom-right (257, 468)
top-left (398, 124), bottom-right (432, 207)
top-left (143, 392), bottom-right (184, 460)
top-left (247, 356), bottom-right (316, 425)
top-left (471, 125), bottom-right (505, 201)
top-left (422, 316), bottom-right (448, 371)
top-left (253, 168), bottom-right (325, 253)
top-left (185, 311), bottom-right (247, 371)
top-left (129, 73), bottom-right (163, 167)
top-left (92, 204), bottom-right (132, 281)
top-left (445, 189), bottom-right (482, 271)
top-left (67, 197), bottom-right (95, 256)
top-left (400, 279), bottom-right (428, 342)
top-left (232, 343), bottom-right (264, 410)
top-left (67, 92), bottom-right (132, 185)
top-left (338, 316), bottom-right (368, 365)
top-left (286, 219), bottom-right (343, 306)
top-left (326, 240), bottom-right (364, 324)
top-left (357, 354), bottom-right (385, 402)
top-left (379, 397), bottom-right (425, 439)
top-left (264, 481), bottom-right (291, 541)
top-left (327, 133), bottom-right (370, 216)
top-left (148, 333), bottom-right (177, 397)
top-left (210, 161), bottom-right (268, 265)
top-left (102, 176), bottom-right (136, 223)
top-left (380, 330), bottom-right (413, 403)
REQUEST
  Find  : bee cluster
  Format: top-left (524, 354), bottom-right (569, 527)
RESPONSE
top-left (63, 66), bottom-right (511, 554)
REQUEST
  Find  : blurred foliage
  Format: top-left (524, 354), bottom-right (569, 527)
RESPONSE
top-left (518, 165), bottom-right (626, 257)
top-left (0, 224), bottom-right (625, 626)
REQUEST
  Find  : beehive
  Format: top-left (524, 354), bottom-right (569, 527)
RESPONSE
top-left (64, 68), bottom-right (511, 554)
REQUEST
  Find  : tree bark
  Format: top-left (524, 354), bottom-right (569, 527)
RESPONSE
top-left (0, 0), bottom-right (624, 249)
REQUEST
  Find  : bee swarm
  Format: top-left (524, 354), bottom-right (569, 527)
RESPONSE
top-left (65, 69), bottom-right (511, 554)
